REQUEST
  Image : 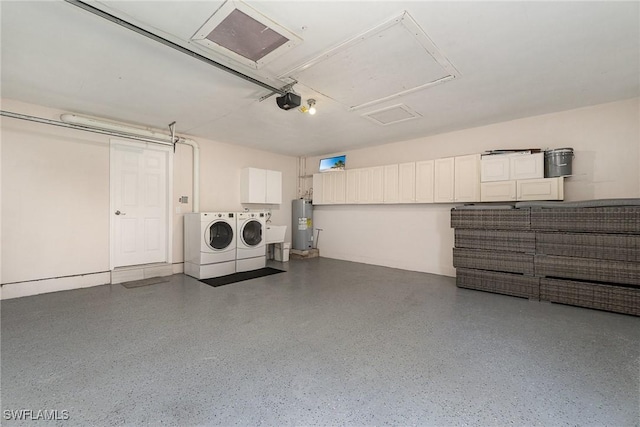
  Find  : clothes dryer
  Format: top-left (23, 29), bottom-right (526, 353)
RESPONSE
top-left (236, 211), bottom-right (266, 272)
top-left (184, 212), bottom-right (236, 279)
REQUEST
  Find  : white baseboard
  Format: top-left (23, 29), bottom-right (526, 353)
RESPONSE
top-left (172, 263), bottom-right (184, 274)
top-left (0, 272), bottom-right (111, 300)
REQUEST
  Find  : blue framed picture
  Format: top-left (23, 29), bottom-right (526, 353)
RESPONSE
top-left (319, 155), bottom-right (346, 172)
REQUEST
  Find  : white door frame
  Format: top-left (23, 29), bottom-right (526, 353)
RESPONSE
top-left (109, 139), bottom-right (173, 270)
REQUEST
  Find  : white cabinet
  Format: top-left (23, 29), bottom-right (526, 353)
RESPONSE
top-left (333, 171), bottom-right (346, 204)
top-left (345, 169), bottom-right (359, 204)
top-left (517, 177), bottom-right (564, 201)
top-left (398, 162), bottom-right (416, 203)
top-left (241, 167), bottom-right (282, 204)
top-left (481, 155), bottom-right (510, 182)
top-left (316, 171), bottom-right (346, 204)
top-left (482, 153), bottom-right (544, 182)
top-left (434, 157), bottom-right (455, 203)
top-left (436, 155), bottom-right (480, 203)
top-left (415, 160), bottom-right (434, 203)
top-left (510, 153), bottom-right (544, 180)
top-left (454, 154), bottom-right (481, 203)
top-left (265, 170), bottom-right (282, 204)
top-left (322, 167), bottom-right (383, 205)
top-left (356, 166), bottom-right (383, 204)
top-left (383, 164), bottom-right (399, 203)
top-left (481, 181), bottom-right (517, 202)
top-left (312, 173), bottom-right (324, 205)
top-left (369, 166), bottom-right (384, 204)
top-left (481, 177), bottom-right (564, 202)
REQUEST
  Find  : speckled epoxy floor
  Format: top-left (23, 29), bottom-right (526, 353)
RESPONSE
top-left (2, 258), bottom-right (639, 426)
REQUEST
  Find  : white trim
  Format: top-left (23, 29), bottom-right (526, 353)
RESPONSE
top-left (109, 139), bottom-right (173, 271)
top-left (0, 272), bottom-right (111, 300)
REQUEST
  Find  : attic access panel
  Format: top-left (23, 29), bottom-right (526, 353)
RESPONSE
top-left (282, 12), bottom-right (459, 111)
top-left (362, 104), bottom-right (422, 126)
top-left (192, 0), bottom-right (302, 69)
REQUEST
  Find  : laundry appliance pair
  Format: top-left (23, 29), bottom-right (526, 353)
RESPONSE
top-left (184, 211), bottom-right (266, 279)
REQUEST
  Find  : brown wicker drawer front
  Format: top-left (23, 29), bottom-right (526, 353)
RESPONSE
top-left (531, 207), bottom-right (640, 234)
top-left (537, 233), bottom-right (640, 262)
top-left (451, 209), bottom-right (531, 230)
top-left (535, 255), bottom-right (640, 286)
top-left (540, 278), bottom-right (640, 316)
top-left (453, 248), bottom-right (535, 274)
top-left (455, 229), bottom-right (535, 253)
top-left (457, 268), bottom-right (540, 299)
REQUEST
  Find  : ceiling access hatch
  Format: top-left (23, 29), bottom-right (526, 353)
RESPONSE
top-left (362, 104), bottom-right (422, 126)
top-left (191, 0), bottom-right (302, 69)
top-left (281, 11), bottom-right (460, 111)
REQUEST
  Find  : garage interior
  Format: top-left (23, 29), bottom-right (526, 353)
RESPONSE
top-left (1, 1), bottom-right (639, 425)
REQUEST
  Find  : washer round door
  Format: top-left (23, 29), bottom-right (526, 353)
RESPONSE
top-left (241, 220), bottom-right (262, 247)
top-left (205, 220), bottom-right (234, 250)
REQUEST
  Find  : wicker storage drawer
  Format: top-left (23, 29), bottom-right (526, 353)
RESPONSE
top-left (536, 233), bottom-right (640, 262)
top-left (535, 254), bottom-right (640, 286)
top-left (453, 248), bottom-right (535, 274)
top-left (457, 268), bottom-right (539, 299)
top-left (451, 208), bottom-right (531, 230)
top-left (540, 278), bottom-right (640, 316)
top-left (455, 229), bottom-right (535, 253)
top-left (531, 207), bottom-right (640, 234)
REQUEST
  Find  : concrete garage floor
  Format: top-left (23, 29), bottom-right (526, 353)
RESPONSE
top-left (1, 258), bottom-right (639, 426)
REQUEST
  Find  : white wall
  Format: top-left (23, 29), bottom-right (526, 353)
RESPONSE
top-left (1, 99), bottom-right (298, 296)
top-left (305, 98), bottom-right (640, 276)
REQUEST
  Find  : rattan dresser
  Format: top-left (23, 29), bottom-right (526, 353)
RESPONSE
top-left (451, 201), bottom-right (640, 316)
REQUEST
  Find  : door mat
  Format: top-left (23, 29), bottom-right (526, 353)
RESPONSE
top-left (121, 277), bottom-right (170, 289)
top-left (199, 267), bottom-right (285, 288)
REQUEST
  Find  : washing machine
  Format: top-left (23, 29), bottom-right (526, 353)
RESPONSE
top-left (184, 212), bottom-right (236, 279)
top-left (236, 211), bottom-right (266, 272)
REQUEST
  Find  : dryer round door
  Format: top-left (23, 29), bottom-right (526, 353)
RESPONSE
top-left (241, 220), bottom-right (262, 247)
top-left (205, 220), bottom-right (234, 251)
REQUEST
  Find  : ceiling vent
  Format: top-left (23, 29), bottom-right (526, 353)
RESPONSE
top-left (281, 11), bottom-right (459, 111)
top-left (192, 0), bottom-right (302, 69)
top-left (362, 104), bottom-right (422, 126)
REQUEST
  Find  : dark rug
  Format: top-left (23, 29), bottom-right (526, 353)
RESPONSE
top-left (121, 277), bottom-right (170, 289)
top-left (199, 267), bottom-right (285, 288)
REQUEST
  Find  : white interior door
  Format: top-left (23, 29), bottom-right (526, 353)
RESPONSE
top-left (111, 141), bottom-right (170, 268)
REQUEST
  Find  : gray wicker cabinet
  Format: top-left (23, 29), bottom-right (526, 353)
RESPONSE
top-left (451, 206), bottom-right (640, 316)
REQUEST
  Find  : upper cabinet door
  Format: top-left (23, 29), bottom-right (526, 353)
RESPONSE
top-left (265, 170), bottom-right (282, 204)
top-left (312, 173), bottom-right (324, 205)
top-left (454, 154), bottom-right (481, 203)
top-left (415, 160), bottom-right (434, 203)
top-left (383, 164), bottom-right (399, 203)
top-left (398, 162), bottom-right (416, 203)
top-left (434, 157), bottom-right (455, 203)
top-left (346, 169), bottom-right (359, 204)
top-left (510, 153), bottom-right (544, 180)
top-left (333, 171), bottom-right (346, 204)
top-left (370, 166), bottom-right (384, 203)
top-left (240, 167), bottom-right (266, 203)
top-left (481, 155), bottom-right (510, 182)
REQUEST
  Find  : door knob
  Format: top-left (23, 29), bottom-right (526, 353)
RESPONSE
top-left (115, 210), bottom-right (126, 215)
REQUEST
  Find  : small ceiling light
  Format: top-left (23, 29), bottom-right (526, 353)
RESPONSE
top-left (307, 99), bottom-right (317, 115)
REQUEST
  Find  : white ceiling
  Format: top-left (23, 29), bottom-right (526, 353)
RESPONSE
top-left (1, 1), bottom-right (638, 157)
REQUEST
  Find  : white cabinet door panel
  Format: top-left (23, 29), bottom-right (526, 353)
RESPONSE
top-left (415, 160), bottom-right (434, 203)
top-left (481, 155), bottom-right (510, 182)
top-left (434, 157), bottom-right (455, 203)
top-left (481, 181), bottom-right (517, 202)
top-left (383, 164), bottom-right (399, 203)
top-left (454, 154), bottom-right (481, 202)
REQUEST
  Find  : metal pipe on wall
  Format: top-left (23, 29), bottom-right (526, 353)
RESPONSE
top-left (1, 110), bottom-right (201, 212)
